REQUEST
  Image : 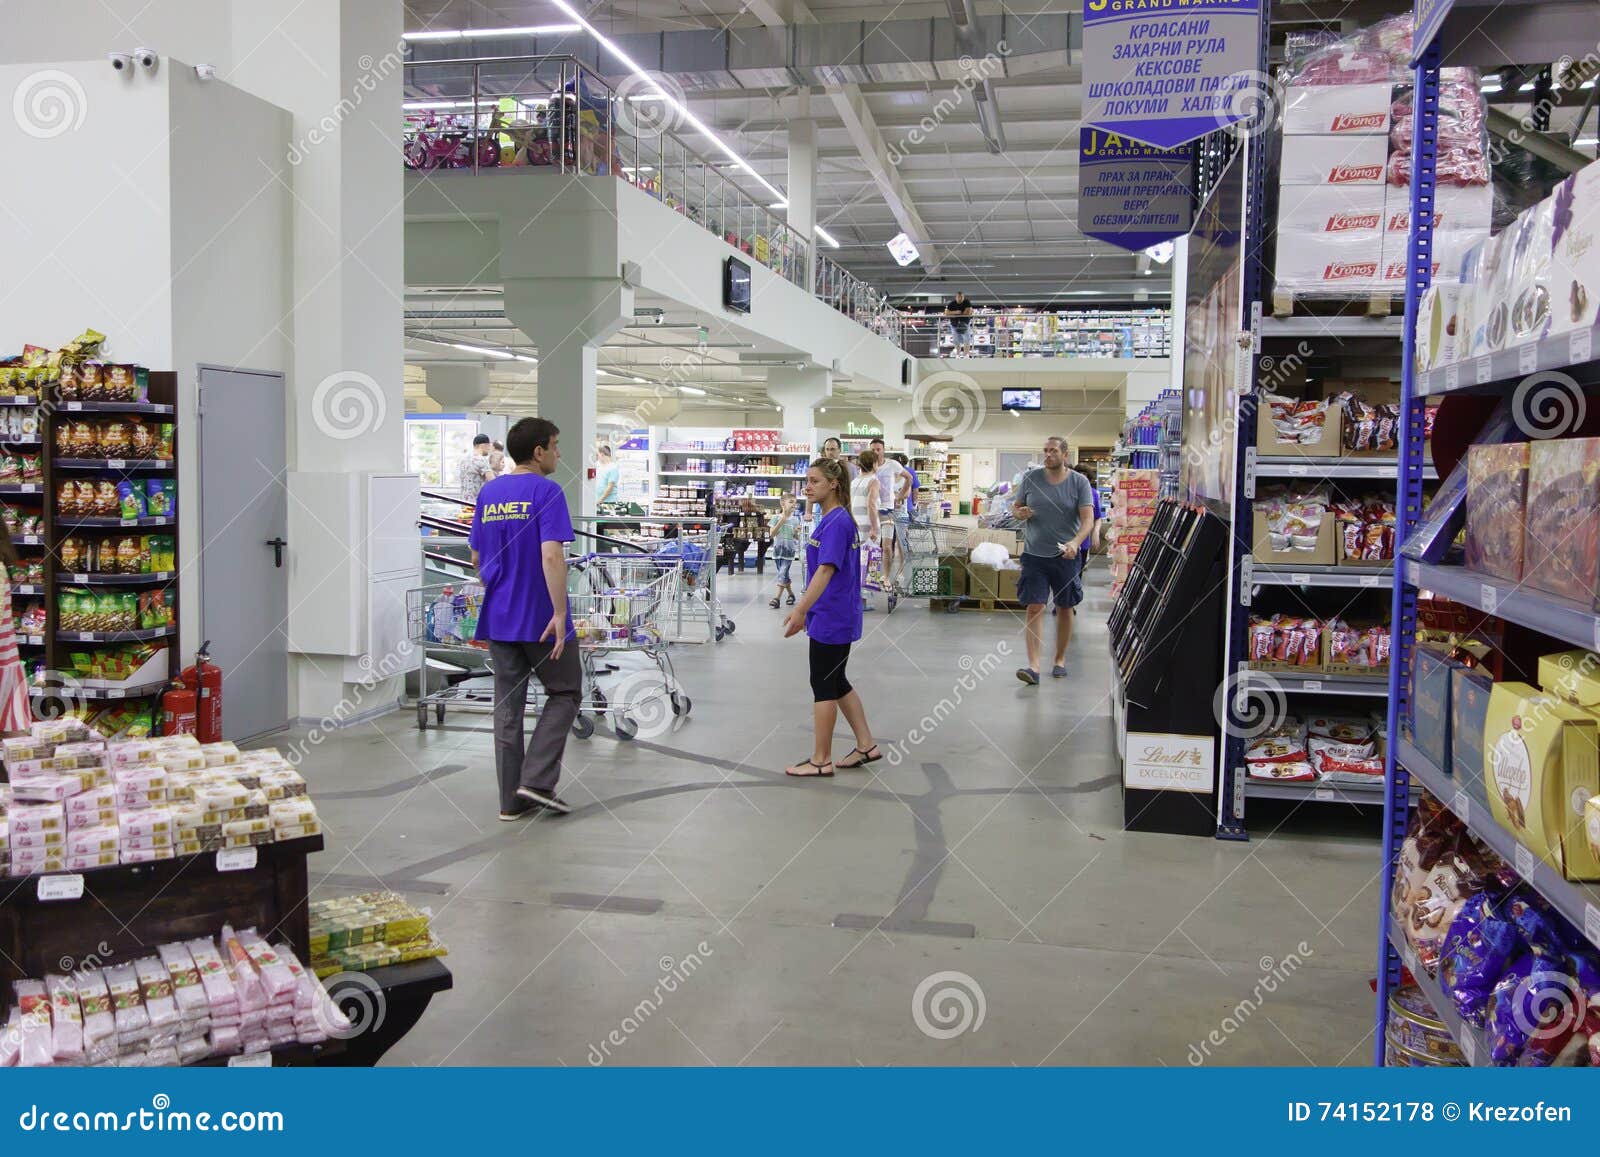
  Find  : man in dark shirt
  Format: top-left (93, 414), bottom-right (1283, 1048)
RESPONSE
top-left (943, 291), bottom-right (975, 356)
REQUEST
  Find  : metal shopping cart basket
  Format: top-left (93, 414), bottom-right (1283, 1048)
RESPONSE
top-left (895, 515), bottom-right (971, 611)
top-left (405, 581), bottom-right (525, 731)
top-left (567, 552), bottom-right (692, 739)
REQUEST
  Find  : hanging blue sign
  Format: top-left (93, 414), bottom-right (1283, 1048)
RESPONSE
top-left (1081, 0), bottom-right (1264, 149)
top-left (1412, 0), bottom-right (1456, 63)
top-left (1077, 128), bottom-right (1193, 251)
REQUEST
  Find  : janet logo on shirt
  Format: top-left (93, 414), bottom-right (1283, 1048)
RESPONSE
top-left (480, 500), bottom-right (533, 523)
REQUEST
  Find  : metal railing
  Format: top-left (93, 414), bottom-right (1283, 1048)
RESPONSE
top-left (896, 306), bottom-right (1173, 359)
top-left (815, 253), bottom-right (903, 347)
top-left (402, 54), bottom-right (810, 289)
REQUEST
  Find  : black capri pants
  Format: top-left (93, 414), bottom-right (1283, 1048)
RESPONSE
top-left (809, 639), bottom-right (854, 703)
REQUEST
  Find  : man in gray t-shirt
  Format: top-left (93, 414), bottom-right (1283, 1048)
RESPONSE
top-left (1010, 437), bottom-right (1095, 684)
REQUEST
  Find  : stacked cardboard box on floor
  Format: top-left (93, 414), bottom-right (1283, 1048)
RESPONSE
top-left (1110, 469), bottom-right (1160, 596)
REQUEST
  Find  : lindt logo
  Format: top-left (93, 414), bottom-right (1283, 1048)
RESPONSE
top-left (1324, 262), bottom-right (1378, 280)
top-left (1326, 212), bottom-right (1381, 232)
top-left (1328, 164), bottom-right (1383, 183)
top-left (1330, 112), bottom-right (1386, 132)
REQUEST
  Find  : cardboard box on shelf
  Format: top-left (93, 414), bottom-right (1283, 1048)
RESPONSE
top-left (1523, 438), bottom-right (1600, 606)
top-left (1278, 135), bottom-right (1390, 187)
top-left (966, 562), bottom-right (1000, 601)
top-left (1273, 231), bottom-right (1383, 296)
top-left (1452, 664), bottom-right (1495, 811)
top-left (1465, 441), bottom-right (1531, 583)
top-left (1483, 681), bottom-right (1600, 881)
top-left (967, 528), bottom-right (1022, 557)
top-left (995, 567), bottom-right (1020, 603)
top-left (1277, 183), bottom-right (1387, 237)
top-left (1256, 397), bottom-right (1342, 458)
top-left (1282, 83), bottom-right (1395, 135)
top-left (1385, 185), bottom-right (1493, 236)
top-left (1251, 510), bottom-right (1335, 566)
top-left (1334, 526), bottom-right (1395, 567)
top-left (1409, 643), bottom-right (1460, 772)
top-left (1321, 626), bottom-right (1389, 677)
top-left (1549, 163), bottom-right (1600, 339)
top-left (937, 554), bottom-right (968, 596)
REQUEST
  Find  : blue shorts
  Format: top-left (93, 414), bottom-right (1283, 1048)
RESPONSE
top-left (1017, 552), bottom-right (1083, 609)
top-left (774, 556), bottom-right (795, 584)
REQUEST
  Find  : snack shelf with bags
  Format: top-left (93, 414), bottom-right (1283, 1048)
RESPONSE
top-left (54, 458), bottom-right (173, 471)
top-left (1385, 922), bottom-right (1487, 1066)
top-left (54, 571), bottom-right (174, 587)
top-left (57, 516), bottom-right (175, 529)
top-left (1246, 563), bottom-right (1393, 590)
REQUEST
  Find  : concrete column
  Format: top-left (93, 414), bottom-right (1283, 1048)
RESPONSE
top-left (786, 91), bottom-right (818, 292)
top-left (873, 399), bottom-right (913, 446)
top-left (423, 364), bottom-right (490, 410)
top-left (504, 279), bottom-right (633, 515)
top-left (765, 366), bottom-right (831, 428)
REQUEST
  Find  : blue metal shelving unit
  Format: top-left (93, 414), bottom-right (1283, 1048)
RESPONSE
top-left (1376, 0), bottom-right (1600, 1064)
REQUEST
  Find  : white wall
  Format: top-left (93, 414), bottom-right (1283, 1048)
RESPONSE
top-left (0, 63), bottom-right (174, 363)
top-left (0, 1), bottom-right (230, 67)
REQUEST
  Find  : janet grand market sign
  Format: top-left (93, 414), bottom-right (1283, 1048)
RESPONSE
top-left (1081, 0), bottom-right (1264, 149)
top-left (1077, 128), bottom-right (1192, 251)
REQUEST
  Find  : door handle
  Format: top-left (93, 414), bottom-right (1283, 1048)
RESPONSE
top-left (265, 537), bottom-right (287, 568)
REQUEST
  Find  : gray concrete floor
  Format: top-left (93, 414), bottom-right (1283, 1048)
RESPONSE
top-left (288, 564), bottom-right (1385, 1066)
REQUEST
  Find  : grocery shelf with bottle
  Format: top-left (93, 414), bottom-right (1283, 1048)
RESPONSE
top-left (906, 434), bottom-right (961, 518)
top-left (1377, 0), bottom-right (1600, 1069)
top-left (934, 308), bottom-right (1172, 360)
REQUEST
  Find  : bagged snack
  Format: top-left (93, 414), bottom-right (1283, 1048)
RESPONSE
top-left (76, 970), bottom-right (116, 1063)
top-left (45, 973), bottom-right (84, 1062)
top-left (157, 424), bottom-right (174, 459)
top-left (116, 480), bottom-right (144, 520)
top-left (99, 420), bottom-right (131, 459)
top-left (12, 980), bottom-right (54, 1067)
top-left (144, 478), bottom-right (169, 517)
top-left (94, 480), bottom-right (118, 517)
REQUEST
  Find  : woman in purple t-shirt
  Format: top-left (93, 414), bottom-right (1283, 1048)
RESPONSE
top-left (781, 457), bottom-right (881, 777)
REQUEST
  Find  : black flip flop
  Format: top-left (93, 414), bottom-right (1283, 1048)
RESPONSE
top-left (785, 759), bottom-right (835, 778)
top-left (836, 745), bottom-right (883, 769)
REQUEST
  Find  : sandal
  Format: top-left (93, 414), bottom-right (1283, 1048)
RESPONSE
top-left (769, 597), bottom-right (780, 608)
top-left (785, 759), bottom-right (834, 778)
top-left (786, 593), bottom-right (796, 605)
top-left (836, 745), bottom-right (883, 769)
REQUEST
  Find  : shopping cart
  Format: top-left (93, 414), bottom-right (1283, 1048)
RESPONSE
top-left (895, 515), bottom-right (971, 612)
top-left (572, 516), bottom-right (732, 643)
top-left (566, 552), bottom-right (691, 739)
top-left (405, 582), bottom-right (520, 731)
top-left (861, 532), bottom-right (897, 614)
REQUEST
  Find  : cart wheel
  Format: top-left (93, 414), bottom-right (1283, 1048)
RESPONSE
top-left (416, 703), bottom-right (428, 730)
top-left (723, 620), bottom-right (736, 636)
top-left (945, 599), bottom-right (962, 614)
top-left (435, 703), bottom-right (446, 724)
top-left (572, 715), bottom-right (595, 739)
top-left (614, 715), bottom-right (637, 741)
top-left (715, 625), bottom-right (726, 641)
top-left (671, 691), bottom-right (691, 716)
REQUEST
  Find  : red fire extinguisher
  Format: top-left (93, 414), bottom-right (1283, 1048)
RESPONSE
top-left (162, 678), bottom-right (197, 737)
top-left (180, 641), bottom-right (223, 743)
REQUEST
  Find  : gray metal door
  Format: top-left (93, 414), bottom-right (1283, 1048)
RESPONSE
top-left (198, 367), bottom-right (288, 740)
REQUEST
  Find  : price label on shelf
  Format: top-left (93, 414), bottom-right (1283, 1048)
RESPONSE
top-left (1287, 464), bottom-right (1308, 476)
top-left (106, 459), bottom-right (126, 470)
top-left (1586, 904), bottom-right (1600, 948)
top-left (1304, 680), bottom-right (1323, 692)
top-left (1461, 1033), bottom-right (1477, 1065)
top-left (1290, 573), bottom-right (1311, 585)
top-left (1445, 364), bottom-right (1459, 391)
top-left (65, 402), bottom-right (82, 412)
top-left (1572, 329), bottom-right (1593, 364)
top-left (1405, 560), bottom-right (1419, 586)
top-left (1475, 357), bottom-right (1493, 385)
top-left (228, 1052), bottom-right (272, 1068)
top-left (19, 484), bottom-right (35, 494)
top-left (1360, 576), bottom-right (1379, 588)
top-left (216, 847), bottom-right (257, 873)
top-left (1479, 584), bottom-right (1498, 614)
top-left (119, 518), bottom-right (137, 527)
top-left (105, 689), bottom-right (124, 700)
top-left (1452, 791), bottom-right (1470, 824)
top-left (37, 874), bottom-right (84, 902)
top-left (1519, 343), bottom-right (1538, 375)
top-left (1401, 942), bottom-right (1418, 973)
top-left (1314, 787), bottom-right (1334, 801)
top-left (1515, 843), bottom-right (1537, 879)
top-left (71, 574), bottom-right (87, 583)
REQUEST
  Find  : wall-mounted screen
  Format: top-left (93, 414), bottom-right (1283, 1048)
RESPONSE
top-left (724, 257), bottom-right (752, 314)
top-left (1001, 388), bottom-right (1042, 411)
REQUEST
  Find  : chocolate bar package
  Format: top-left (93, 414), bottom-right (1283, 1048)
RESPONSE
top-left (1523, 437), bottom-right (1600, 605)
top-left (1465, 441), bottom-right (1531, 582)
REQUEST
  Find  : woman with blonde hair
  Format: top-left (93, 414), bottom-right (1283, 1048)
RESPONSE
top-left (781, 457), bottom-right (881, 777)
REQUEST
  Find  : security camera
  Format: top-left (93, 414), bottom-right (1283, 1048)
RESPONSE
top-left (194, 63), bottom-right (217, 81)
top-left (653, 313), bottom-right (665, 326)
top-left (108, 52), bottom-right (132, 72)
top-left (135, 48), bottom-right (159, 73)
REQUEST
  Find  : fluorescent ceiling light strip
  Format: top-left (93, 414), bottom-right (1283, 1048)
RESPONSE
top-left (678, 386), bottom-right (708, 396)
top-left (451, 343), bottom-right (514, 359)
top-left (403, 25), bottom-right (580, 40)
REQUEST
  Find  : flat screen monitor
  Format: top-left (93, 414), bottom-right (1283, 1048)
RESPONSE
top-left (1001, 388), bottom-right (1042, 411)
top-left (723, 257), bottom-right (752, 314)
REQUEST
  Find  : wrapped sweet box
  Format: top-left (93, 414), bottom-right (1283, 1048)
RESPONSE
top-left (1465, 442), bottom-right (1531, 582)
top-left (1524, 438), bottom-right (1600, 604)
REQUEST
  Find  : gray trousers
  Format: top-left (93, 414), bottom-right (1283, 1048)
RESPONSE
top-left (488, 639), bottom-right (582, 811)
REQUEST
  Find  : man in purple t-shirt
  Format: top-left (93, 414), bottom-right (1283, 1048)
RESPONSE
top-left (470, 417), bottom-right (579, 820)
